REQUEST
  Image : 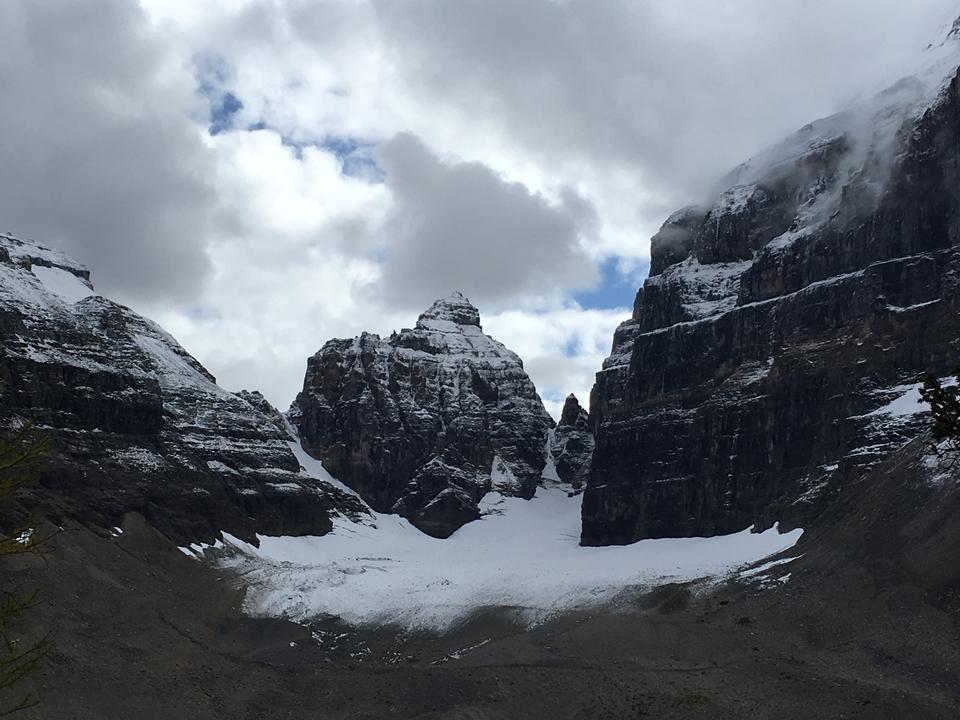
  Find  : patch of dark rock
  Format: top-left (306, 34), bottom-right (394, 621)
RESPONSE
top-left (639, 584), bottom-right (693, 615)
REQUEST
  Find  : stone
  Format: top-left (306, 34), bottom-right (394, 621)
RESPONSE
top-left (290, 292), bottom-right (556, 537)
top-left (582, 45), bottom-right (960, 545)
top-left (0, 233), bottom-right (366, 545)
top-left (550, 394), bottom-right (594, 490)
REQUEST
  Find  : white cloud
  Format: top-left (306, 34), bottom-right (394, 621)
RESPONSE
top-left (4, 0), bottom-right (958, 415)
top-left (152, 127), bottom-right (394, 408)
top-left (373, 0), bottom-right (959, 203)
top-left (0, 0), bottom-right (216, 303)
top-left (373, 132), bottom-right (598, 311)
top-left (484, 307), bottom-right (627, 418)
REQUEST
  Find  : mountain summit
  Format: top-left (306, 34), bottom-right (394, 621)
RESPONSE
top-left (289, 294), bottom-right (557, 537)
top-left (416, 291), bottom-right (482, 327)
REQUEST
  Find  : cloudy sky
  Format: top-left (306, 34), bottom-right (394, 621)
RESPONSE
top-left (1, 0), bottom-right (956, 416)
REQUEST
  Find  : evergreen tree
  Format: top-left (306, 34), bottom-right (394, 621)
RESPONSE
top-left (920, 371), bottom-right (960, 463)
top-left (0, 420), bottom-right (49, 717)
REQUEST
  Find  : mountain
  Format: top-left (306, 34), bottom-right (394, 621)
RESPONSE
top-left (0, 233), bottom-right (365, 545)
top-left (288, 292), bottom-right (557, 537)
top-left (582, 28), bottom-right (960, 545)
top-left (549, 394), bottom-right (593, 490)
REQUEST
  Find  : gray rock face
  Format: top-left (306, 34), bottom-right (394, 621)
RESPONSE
top-left (235, 389), bottom-right (287, 433)
top-left (0, 233), bottom-right (365, 545)
top-left (583, 44), bottom-right (960, 545)
top-left (550, 394), bottom-right (593, 490)
top-left (290, 293), bottom-right (556, 537)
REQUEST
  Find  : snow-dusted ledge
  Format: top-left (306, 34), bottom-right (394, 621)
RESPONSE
top-left (199, 439), bottom-right (802, 631)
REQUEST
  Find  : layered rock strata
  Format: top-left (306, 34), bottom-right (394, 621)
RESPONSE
top-left (290, 293), bottom-right (556, 537)
top-left (0, 233), bottom-right (364, 544)
top-left (583, 39), bottom-right (960, 545)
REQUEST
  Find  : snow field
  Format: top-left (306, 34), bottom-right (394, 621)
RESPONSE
top-left (213, 440), bottom-right (803, 631)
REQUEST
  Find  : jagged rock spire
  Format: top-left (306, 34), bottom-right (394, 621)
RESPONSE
top-left (292, 291), bottom-right (555, 538)
top-left (559, 394), bottom-right (587, 428)
top-left (551, 393), bottom-right (594, 491)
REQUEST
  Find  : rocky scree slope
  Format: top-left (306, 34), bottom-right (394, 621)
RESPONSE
top-left (584, 29), bottom-right (960, 545)
top-left (289, 293), bottom-right (557, 538)
top-left (0, 233), bottom-right (364, 544)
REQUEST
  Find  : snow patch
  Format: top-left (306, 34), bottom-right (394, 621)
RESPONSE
top-left (869, 384), bottom-right (927, 417)
top-left (490, 455), bottom-right (519, 493)
top-left (206, 460), bottom-right (236, 474)
top-left (540, 430), bottom-right (562, 485)
top-left (865, 377), bottom-right (956, 419)
top-left (217, 442), bottom-right (803, 631)
top-left (112, 447), bottom-right (165, 470)
top-left (712, 184), bottom-right (759, 216)
top-left (657, 257), bottom-right (754, 322)
top-left (740, 554), bottom-right (801, 578)
top-left (30, 265), bottom-right (94, 303)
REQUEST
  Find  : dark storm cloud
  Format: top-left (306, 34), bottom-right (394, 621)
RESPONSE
top-left (374, 132), bottom-right (597, 309)
top-left (0, 0), bottom-right (215, 304)
top-left (372, 0), bottom-right (958, 205)
top-left (2, 0), bottom-right (956, 315)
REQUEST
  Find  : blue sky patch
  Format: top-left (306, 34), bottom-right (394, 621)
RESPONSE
top-left (541, 389), bottom-right (568, 406)
top-left (209, 92), bottom-right (243, 135)
top-left (574, 256), bottom-right (647, 310)
top-left (245, 126), bottom-right (383, 181)
top-left (321, 136), bottom-right (383, 180)
top-left (194, 52), bottom-right (243, 135)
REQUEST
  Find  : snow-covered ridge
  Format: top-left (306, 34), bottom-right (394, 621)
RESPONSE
top-left (635, 21), bottom-right (960, 340)
top-left (394, 292), bottom-right (523, 367)
top-left (0, 231), bottom-right (90, 278)
top-left (725, 11), bottom-right (960, 202)
top-left (0, 234), bottom-right (240, 402)
top-left (0, 232), bottom-right (363, 542)
top-left (605, 31), bottom-right (960, 375)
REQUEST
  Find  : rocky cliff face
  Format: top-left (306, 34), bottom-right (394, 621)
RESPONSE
top-left (583, 35), bottom-right (960, 545)
top-left (550, 394), bottom-right (593, 490)
top-left (0, 233), bottom-right (364, 544)
top-left (290, 293), bottom-right (556, 537)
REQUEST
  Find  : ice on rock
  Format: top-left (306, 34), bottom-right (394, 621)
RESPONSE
top-left (30, 265), bottom-right (94, 304)
top-left (584, 18), bottom-right (960, 545)
top-left (290, 291), bottom-right (559, 538)
top-left (0, 232), bottom-right (366, 543)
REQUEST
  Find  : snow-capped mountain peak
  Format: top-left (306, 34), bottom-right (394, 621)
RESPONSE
top-left (416, 291), bottom-right (482, 328)
top-left (291, 294), bottom-right (557, 538)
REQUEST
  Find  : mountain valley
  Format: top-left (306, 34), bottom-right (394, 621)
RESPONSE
top-left (4, 10), bottom-right (960, 720)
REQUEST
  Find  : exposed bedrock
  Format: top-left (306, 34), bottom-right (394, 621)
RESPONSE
top-left (550, 394), bottom-right (594, 490)
top-left (290, 293), bottom-right (557, 538)
top-left (0, 234), bottom-right (365, 545)
top-left (583, 62), bottom-right (960, 545)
